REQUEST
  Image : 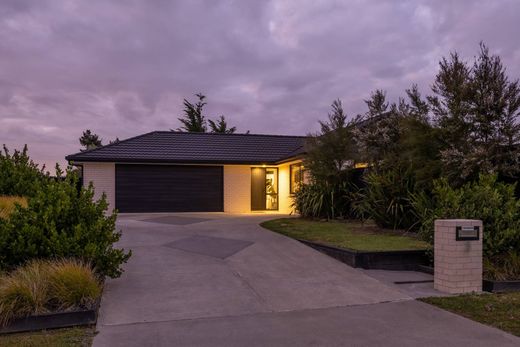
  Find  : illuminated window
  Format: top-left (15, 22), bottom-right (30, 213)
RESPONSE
top-left (290, 163), bottom-right (304, 194)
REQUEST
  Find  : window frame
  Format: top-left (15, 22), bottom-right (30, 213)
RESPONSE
top-left (289, 163), bottom-right (304, 194)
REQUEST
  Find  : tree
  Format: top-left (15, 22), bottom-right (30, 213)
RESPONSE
top-left (79, 129), bottom-right (103, 151)
top-left (305, 99), bottom-right (359, 185)
top-left (429, 43), bottom-right (520, 184)
top-left (208, 115), bottom-right (236, 134)
top-left (177, 93), bottom-right (207, 132)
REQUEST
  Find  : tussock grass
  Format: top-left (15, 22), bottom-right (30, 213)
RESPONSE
top-left (0, 196), bottom-right (27, 219)
top-left (48, 259), bottom-right (101, 310)
top-left (0, 259), bottom-right (101, 326)
top-left (0, 261), bottom-right (51, 326)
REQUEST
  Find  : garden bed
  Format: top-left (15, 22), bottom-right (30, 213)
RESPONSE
top-left (0, 307), bottom-right (98, 335)
top-left (297, 239), bottom-right (428, 270)
top-left (261, 218), bottom-right (429, 270)
top-left (415, 266), bottom-right (520, 293)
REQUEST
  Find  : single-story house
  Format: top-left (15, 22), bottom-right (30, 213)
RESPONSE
top-left (66, 131), bottom-right (307, 214)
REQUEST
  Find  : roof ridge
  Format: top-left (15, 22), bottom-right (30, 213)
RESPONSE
top-left (156, 131), bottom-right (308, 138)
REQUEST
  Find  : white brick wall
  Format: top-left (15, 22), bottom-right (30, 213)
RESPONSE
top-left (82, 162), bottom-right (115, 212)
top-left (223, 165), bottom-right (251, 213)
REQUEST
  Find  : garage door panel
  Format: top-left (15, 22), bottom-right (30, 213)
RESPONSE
top-left (115, 165), bottom-right (223, 213)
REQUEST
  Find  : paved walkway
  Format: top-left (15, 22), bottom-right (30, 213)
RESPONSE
top-left (93, 213), bottom-right (520, 346)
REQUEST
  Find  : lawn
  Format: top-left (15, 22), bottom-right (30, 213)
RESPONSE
top-left (0, 327), bottom-right (95, 347)
top-left (260, 218), bottom-right (429, 252)
top-left (420, 292), bottom-right (520, 337)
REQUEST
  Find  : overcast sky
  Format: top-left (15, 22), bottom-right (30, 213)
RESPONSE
top-left (1, 0), bottom-right (519, 171)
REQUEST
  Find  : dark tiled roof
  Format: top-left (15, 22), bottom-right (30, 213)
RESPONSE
top-left (66, 131), bottom-right (307, 164)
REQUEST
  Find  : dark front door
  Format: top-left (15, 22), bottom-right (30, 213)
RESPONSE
top-left (251, 167), bottom-right (278, 211)
top-left (115, 164), bottom-right (223, 213)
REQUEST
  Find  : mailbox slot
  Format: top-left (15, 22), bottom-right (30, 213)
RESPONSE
top-left (456, 226), bottom-right (479, 241)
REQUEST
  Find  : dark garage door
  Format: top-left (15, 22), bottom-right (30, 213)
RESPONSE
top-left (115, 164), bottom-right (223, 213)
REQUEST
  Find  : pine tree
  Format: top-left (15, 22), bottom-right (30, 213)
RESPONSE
top-left (208, 115), bottom-right (236, 134)
top-left (176, 93), bottom-right (207, 132)
top-left (79, 129), bottom-right (102, 151)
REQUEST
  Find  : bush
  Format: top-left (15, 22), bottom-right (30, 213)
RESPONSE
top-left (0, 145), bottom-right (49, 197)
top-left (0, 196), bottom-right (27, 220)
top-left (48, 259), bottom-right (101, 310)
top-left (354, 166), bottom-right (419, 230)
top-left (292, 179), bottom-right (359, 220)
top-left (412, 174), bottom-right (520, 279)
top-left (484, 251), bottom-right (520, 281)
top-left (0, 259), bottom-right (101, 326)
top-left (0, 170), bottom-right (131, 278)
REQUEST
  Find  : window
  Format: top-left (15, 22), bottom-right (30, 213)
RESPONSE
top-left (290, 163), bottom-right (304, 194)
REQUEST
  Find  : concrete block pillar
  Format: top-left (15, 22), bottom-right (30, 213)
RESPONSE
top-left (434, 219), bottom-right (483, 294)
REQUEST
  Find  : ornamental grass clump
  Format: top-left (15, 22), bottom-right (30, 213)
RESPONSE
top-left (48, 259), bottom-right (101, 310)
top-left (0, 259), bottom-right (102, 326)
top-left (0, 260), bottom-right (51, 326)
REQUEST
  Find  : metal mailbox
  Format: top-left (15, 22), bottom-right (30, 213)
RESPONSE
top-left (455, 226), bottom-right (480, 241)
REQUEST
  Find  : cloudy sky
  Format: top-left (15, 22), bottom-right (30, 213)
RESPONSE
top-left (1, 0), bottom-right (519, 170)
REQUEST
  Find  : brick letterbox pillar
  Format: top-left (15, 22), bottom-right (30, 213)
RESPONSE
top-left (434, 219), bottom-right (483, 294)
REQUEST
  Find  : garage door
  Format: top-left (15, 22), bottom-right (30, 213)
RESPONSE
top-left (115, 164), bottom-right (223, 213)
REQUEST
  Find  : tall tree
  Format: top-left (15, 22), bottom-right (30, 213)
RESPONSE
top-left (208, 115), bottom-right (236, 134)
top-left (177, 93), bottom-right (207, 132)
top-left (79, 129), bottom-right (102, 151)
top-left (305, 99), bottom-right (359, 184)
top-left (429, 43), bottom-right (520, 183)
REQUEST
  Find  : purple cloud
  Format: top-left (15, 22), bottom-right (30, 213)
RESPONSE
top-left (0, 0), bottom-right (519, 170)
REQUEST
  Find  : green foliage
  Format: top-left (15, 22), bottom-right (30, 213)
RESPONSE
top-left (0, 145), bottom-right (49, 197)
top-left (354, 166), bottom-right (419, 230)
top-left (208, 115), bottom-right (236, 134)
top-left (292, 180), bottom-right (358, 219)
top-left (177, 93), bottom-right (208, 132)
top-left (79, 129), bottom-right (103, 152)
top-left (304, 99), bottom-right (359, 185)
top-left (0, 259), bottom-right (101, 326)
top-left (484, 251), bottom-right (520, 281)
top-left (412, 174), bottom-right (520, 261)
top-left (0, 196), bottom-right (27, 220)
top-left (429, 43), bottom-right (520, 184)
top-left (0, 169), bottom-right (131, 278)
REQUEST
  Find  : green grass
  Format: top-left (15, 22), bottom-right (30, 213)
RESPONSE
top-left (260, 218), bottom-right (429, 252)
top-left (0, 327), bottom-right (95, 347)
top-left (420, 292), bottom-right (520, 337)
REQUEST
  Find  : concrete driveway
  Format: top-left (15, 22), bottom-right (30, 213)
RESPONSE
top-left (94, 213), bottom-right (520, 347)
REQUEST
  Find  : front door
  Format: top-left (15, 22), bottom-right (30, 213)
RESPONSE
top-left (251, 167), bottom-right (278, 211)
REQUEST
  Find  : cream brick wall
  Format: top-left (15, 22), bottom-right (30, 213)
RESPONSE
top-left (223, 165), bottom-right (251, 213)
top-left (434, 219), bottom-right (483, 294)
top-left (82, 162), bottom-right (115, 212)
top-left (278, 162), bottom-right (294, 214)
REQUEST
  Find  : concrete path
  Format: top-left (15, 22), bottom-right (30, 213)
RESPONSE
top-left (93, 213), bottom-right (520, 346)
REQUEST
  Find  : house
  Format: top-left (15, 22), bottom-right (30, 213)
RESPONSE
top-left (66, 131), bottom-right (307, 214)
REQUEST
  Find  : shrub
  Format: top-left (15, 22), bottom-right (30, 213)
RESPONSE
top-left (0, 261), bottom-right (51, 326)
top-left (48, 259), bottom-right (101, 310)
top-left (413, 174), bottom-right (520, 268)
top-left (0, 145), bottom-right (49, 197)
top-left (484, 251), bottom-right (520, 281)
top-left (353, 166), bottom-right (419, 230)
top-left (0, 259), bottom-right (102, 326)
top-left (0, 170), bottom-right (131, 278)
top-left (292, 179), bottom-right (359, 220)
top-left (0, 196), bottom-right (27, 220)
